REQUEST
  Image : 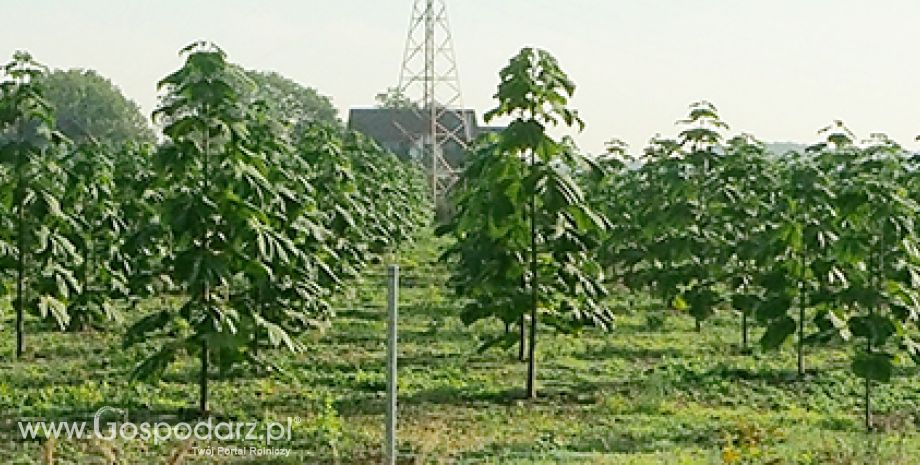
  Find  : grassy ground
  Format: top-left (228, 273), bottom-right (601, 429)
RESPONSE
top-left (1, 231), bottom-right (920, 464)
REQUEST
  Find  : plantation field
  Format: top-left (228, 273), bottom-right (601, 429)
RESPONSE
top-left (2, 232), bottom-right (919, 464)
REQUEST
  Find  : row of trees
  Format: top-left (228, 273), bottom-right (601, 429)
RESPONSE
top-left (440, 48), bottom-right (920, 430)
top-left (594, 111), bottom-right (920, 429)
top-left (0, 43), bottom-right (430, 415)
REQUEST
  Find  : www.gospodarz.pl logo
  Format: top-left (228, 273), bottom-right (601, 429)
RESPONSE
top-left (17, 406), bottom-right (294, 455)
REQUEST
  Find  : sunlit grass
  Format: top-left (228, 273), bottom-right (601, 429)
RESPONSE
top-left (1, 232), bottom-right (919, 463)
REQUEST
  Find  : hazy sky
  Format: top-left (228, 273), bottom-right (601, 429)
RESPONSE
top-left (3, 0), bottom-right (920, 154)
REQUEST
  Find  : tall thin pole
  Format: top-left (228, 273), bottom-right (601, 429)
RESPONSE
top-left (385, 265), bottom-right (399, 464)
top-left (425, 0), bottom-right (437, 202)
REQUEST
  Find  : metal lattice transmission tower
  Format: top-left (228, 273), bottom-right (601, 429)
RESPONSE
top-left (397, 0), bottom-right (472, 202)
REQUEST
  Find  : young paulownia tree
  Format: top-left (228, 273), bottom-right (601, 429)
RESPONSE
top-left (126, 42), bottom-right (309, 416)
top-left (0, 52), bottom-right (80, 358)
top-left (831, 133), bottom-right (920, 430)
top-left (718, 134), bottom-right (778, 352)
top-left (440, 48), bottom-right (611, 398)
top-left (757, 123), bottom-right (844, 377)
top-left (62, 143), bottom-right (129, 330)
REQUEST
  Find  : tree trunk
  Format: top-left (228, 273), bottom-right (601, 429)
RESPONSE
top-left (200, 276), bottom-right (210, 417)
top-left (741, 311), bottom-right (748, 351)
top-left (518, 315), bottom-right (525, 362)
top-left (865, 269), bottom-right (873, 430)
top-left (253, 293), bottom-right (262, 358)
top-left (797, 303), bottom-right (805, 377)
top-left (797, 251), bottom-right (806, 378)
top-left (526, 150), bottom-right (538, 399)
top-left (526, 303), bottom-right (537, 399)
top-left (200, 338), bottom-right (209, 417)
top-left (75, 240), bottom-right (89, 331)
top-left (865, 241), bottom-right (882, 432)
top-left (198, 105), bottom-right (211, 418)
top-left (15, 177), bottom-right (24, 359)
top-left (864, 344), bottom-right (872, 432)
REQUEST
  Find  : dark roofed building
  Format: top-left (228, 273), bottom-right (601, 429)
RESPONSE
top-left (348, 108), bottom-right (501, 168)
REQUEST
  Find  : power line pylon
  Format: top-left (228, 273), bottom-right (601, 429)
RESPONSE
top-left (397, 0), bottom-right (471, 203)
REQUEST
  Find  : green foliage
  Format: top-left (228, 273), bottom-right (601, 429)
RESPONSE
top-left (60, 144), bottom-right (129, 329)
top-left (244, 69), bottom-right (340, 136)
top-left (595, 106), bottom-right (920, 430)
top-left (4, 236), bottom-right (920, 463)
top-left (719, 134), bottom-right (777, 351)
top-left (598, 102), bottom-right (731, 328)
top-left (43, 69), bottom-right (155, 146)
top-left (440, 48), bottom-right (610, 397)
top-left (125, 42), bottom-right (323, 414)
top-left (120, 43), bottom-right (430, 415)
top-left (5, 38), bottom-right (920, 452)
top-left (114, 142), bottom-right (169, 303)
top-left (375, 86), bottom-right (416, 110)
top-left (0, 51), bottom-right (80, 357)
